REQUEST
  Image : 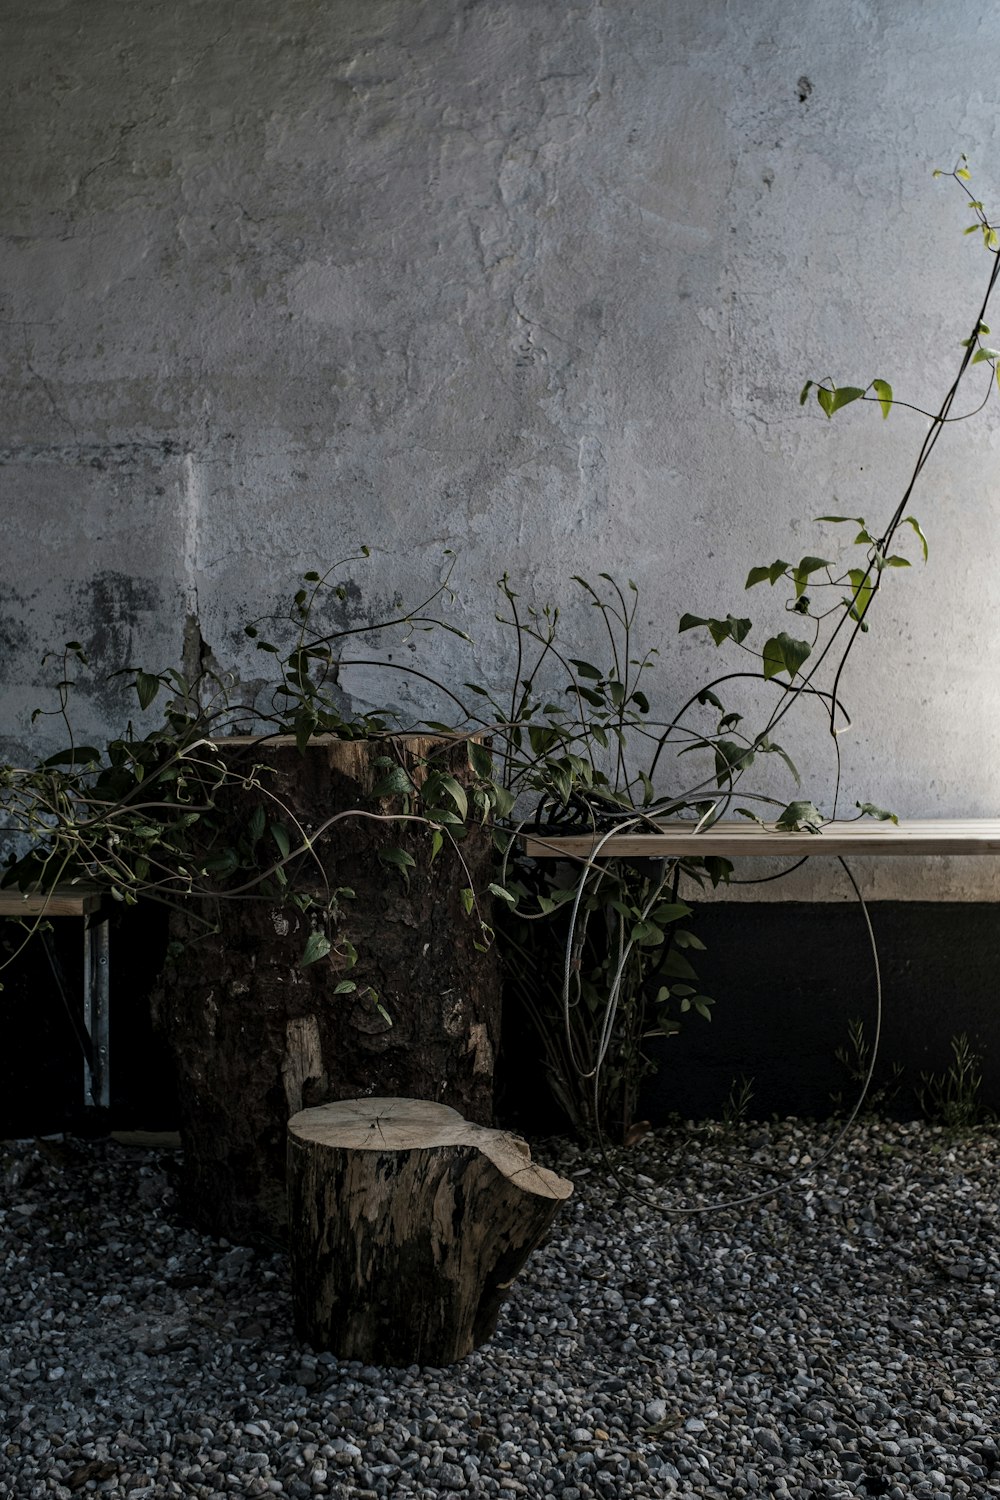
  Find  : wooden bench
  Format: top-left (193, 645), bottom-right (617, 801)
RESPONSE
top-left (0, 886), bottom-right (110, 1110)
top-left (521, 817), bottom-right (1000, 863)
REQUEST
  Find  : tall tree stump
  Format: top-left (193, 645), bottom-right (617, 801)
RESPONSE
top-left (152, 734), bottom-right (501, 1242)
top-left (287, 1097), bottom-right (574, 1367)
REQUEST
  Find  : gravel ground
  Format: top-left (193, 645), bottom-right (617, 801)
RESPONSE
top-left (2, 1119), bottom-right (1000, 1500)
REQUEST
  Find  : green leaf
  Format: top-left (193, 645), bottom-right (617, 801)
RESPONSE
top-left (271, 823), bottom-right (291, 860)
top-left (745, 560), bottom-right (789, 589)
top-left (432, 772), bottom-right (468, 821)
top-left (856, 800), bottom-right (899, 824)
top-left (429, 828), bottom-right (444, 862)
top-left (40, 746), bottom-right (101, 767)
top-left (248, 805), bottom-right (266, 845)
top-left (714, 738), bottom-right (754, 785)
top-left (972, 347), bottom-right (1000, 364)
top-left (847, 568), bottom-right (874, 621)
top-left (372, 765), bottom-right (417, 800)
top-left (203, 848), bottom-right (239, 877)
top-left (696, 688), bottom-right (725, 711)
top-left (333, 979), bottom-right (357, 994)
top-left (903, 515), bottom-right (929, 563)
top-left (649, 902), bottom-right (692, 923)
top-left (792, 556), bottom-right (832, 598)
top-left (679, 614), bottom-right (751, 646)
top-left (672, 929), bottom-right (706, 950)
top-left (754, 734), bottom-right (801, 786)
top-left (460, 886), bottom-right (475, 916)
top-left (883, 555), bottom-right (910, 568)
top-left (136, 671), bottom-right (161, 710)
top-left (379, 847), bottom-right (417, 883)
top-left (735, 806), bottom-right (767, 825)
top-left (294, 713), bottom-right (317, 755)
top-left (871, 378), bottom-right (893, 419)
top-left (301, 932), bottom-right (332, 967)
top-left (487, 882), bottom-right (517, 907)
top-left (761, 632), bottom-right (811, 680)
top-left (468, 741), bottom-right (494, 779)
top-left (631, 920), bottom-right (664, 947)
top-left (659, 948), bottom-right (699, 981)
top-left (569, 658), bottom-right (603, 680)
top-left (799, 379), bottom-right (815, 405)
top-left (817, 384), bottom-right (865, 418)
top-left (775, 799), bottom-right (825, 832)
top-left (816, 514), bottom-right (864, 524)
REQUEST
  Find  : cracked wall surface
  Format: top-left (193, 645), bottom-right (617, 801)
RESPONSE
top-left (3, 0), bottom-right (1000, 898)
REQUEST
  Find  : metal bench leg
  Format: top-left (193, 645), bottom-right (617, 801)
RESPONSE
top-left (83, 915), bottom-right (110, 1109)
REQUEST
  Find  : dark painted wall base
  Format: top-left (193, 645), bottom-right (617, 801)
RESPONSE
top-left (4, 900), bottom-right (998, 1137)
top-left (0, 902), bottom-right (176, 1137)
top-left (640, 902), bottom-right (1000, 1124)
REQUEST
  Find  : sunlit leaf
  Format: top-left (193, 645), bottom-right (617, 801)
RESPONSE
top-left (745, 560), bottom-right (789, 589)
top-left (871, 378), bottom-right (893, 419)
top-left (903, 515), bottom-right (929, 562)
top-left (817, 384), bottom-right (865, 418)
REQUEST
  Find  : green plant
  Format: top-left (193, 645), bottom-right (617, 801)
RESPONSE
top-left (720, 1073), bottom-right (755, 1129)
top-left (2, 162), bottom-right (998, 1146)
top-left (0, 553), bottom-right (502, 982)
top-left (917, 1032), bottom-right (987, 1128)
top-left (831, 1015), bottom-right (904, 1117)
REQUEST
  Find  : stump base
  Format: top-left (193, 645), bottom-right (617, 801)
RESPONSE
top-left (287, 1097), bottom-right (574, 1366)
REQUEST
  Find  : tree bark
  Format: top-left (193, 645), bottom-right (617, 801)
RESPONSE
top-left (152, 734), bottom-right (501, 1242)
top-left (287, 1097), bottom-right (573, 1366)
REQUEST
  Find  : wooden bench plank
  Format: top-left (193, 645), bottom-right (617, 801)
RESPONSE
top-left (521, 818), bottom-right (1000, 861)
top-left (0, 886), bottom-right (103, 918)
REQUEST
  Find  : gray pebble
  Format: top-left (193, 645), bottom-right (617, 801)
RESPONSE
top-left (3, 1121), bottom-right (1000, 1500)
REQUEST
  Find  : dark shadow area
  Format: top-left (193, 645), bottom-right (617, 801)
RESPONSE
top-left (0, 900), bottom-right (176, 1137)
top-left (642, 901), bottom-right (1000, 1122)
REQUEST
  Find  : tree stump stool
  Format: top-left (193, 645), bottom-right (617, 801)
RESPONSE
top-left (287, 1097), bottom-right (574, 1367)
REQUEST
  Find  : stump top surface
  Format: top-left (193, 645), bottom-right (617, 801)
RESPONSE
top-left (288, 1097), bottom-right (573, 1200)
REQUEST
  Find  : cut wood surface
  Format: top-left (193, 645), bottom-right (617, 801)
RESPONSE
top-left (287, 1097), bottom-right (573, 1367)
top-left (521, 818), bottom-right (1000, 861)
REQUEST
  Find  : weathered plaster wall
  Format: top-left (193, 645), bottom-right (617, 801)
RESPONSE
top-left (4, 0), bottom-right (1000, 899)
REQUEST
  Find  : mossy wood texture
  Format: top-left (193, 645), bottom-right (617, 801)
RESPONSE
top-left (287, 1097), bottom-right (574, 1367)
top-left (153, 735), bottom-right (501, 1242)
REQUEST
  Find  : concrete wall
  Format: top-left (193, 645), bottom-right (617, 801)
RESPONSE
top-left (5, 0), bottom-right (1000, 900)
